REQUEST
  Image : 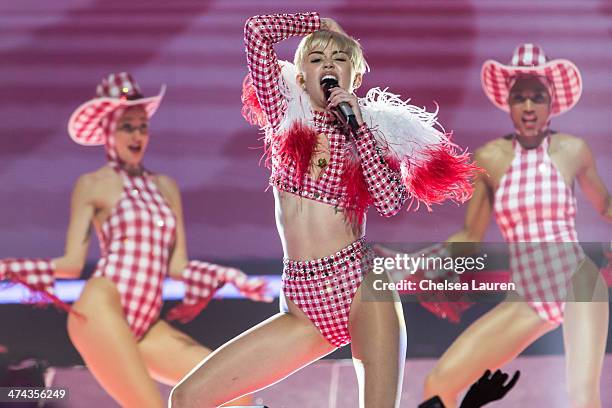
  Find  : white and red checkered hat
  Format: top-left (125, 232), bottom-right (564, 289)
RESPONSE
top-left (67, 72), bottom-right (165, 146)
top-left (481, 44), bottom-right (582, 117)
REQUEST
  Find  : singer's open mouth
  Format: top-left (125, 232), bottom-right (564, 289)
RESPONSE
top-left (320, 73), bottom-right (338, 83)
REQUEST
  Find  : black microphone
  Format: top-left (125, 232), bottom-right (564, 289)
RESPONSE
top-left (320, 75), bottom-right (360, 133)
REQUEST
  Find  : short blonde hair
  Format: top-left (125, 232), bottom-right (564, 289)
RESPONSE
top-left (294, 30), bottom-right (368, 76)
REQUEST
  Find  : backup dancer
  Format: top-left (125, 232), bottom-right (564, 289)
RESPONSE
top-left (0, 73), bottom-right (270, 408)
top-left (170, 13), bottom-right (477, 408)
top-left (382, 44), bottom-right (611, 407)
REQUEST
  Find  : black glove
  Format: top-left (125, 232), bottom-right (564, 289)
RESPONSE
top-left (459, 369), bottom-right (520, 408)
top-left (419, 395), bottom-right (446, 408)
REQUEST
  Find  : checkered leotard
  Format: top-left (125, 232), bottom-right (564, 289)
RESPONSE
top-left (93, 163), bottom-right (177, 339)
top-left (493, 135), bottom-right (584, 323)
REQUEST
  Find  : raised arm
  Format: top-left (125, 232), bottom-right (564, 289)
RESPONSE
top-left (244, 12), bottom-right (320, 129)
top-left (575, 139), bottom-right (612, 222)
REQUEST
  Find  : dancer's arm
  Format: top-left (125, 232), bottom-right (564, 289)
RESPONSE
top-left (445, 149), bottom-right (493, 250)
top-left (159, 175), bottom-right (249, 285)
top-left (157, 176), bottom-right (271, 323)
top-left (244, 12), bottom-right (321, 130)
top-left (1, 174), bottom-right (93, 278)
top-left (575, 139), bottom-right (611, 222)
top-left (52, 174), bottom-right (96, 278)
top-left (373, 147), bottom-right (492, 322)
top-left (0, 175), bottom-right (94, 310)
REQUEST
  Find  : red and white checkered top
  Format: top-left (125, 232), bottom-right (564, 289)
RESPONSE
top-left (93, 163), bottom-right (177, 339)
top-left (493, 135), bottom-right (584, 323)
top-left (268, 111), bottom-right (347, 208)
top-left (244, 13), bottom-right (406, 219)
top-left (481, 44), bottom-right (582, 117)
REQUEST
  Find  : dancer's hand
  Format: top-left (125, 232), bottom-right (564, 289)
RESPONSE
top-left (459, 369), bottom-right (520, 408)
top-left (320, 17), bottom-right (346, 35)
top-left (217, 267), bottom-right (273, 303)
top-left (235, 276), bottom-right (273, 303)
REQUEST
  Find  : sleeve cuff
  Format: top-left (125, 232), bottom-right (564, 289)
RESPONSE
top-left (354, 123), bottom-right (374, 142)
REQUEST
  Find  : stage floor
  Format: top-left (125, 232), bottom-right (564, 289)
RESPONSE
top-left (45, 355), bottom-right (612, 407)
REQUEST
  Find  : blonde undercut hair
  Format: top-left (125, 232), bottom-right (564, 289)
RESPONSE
top-left (294, 30), bottom-right (368, 76)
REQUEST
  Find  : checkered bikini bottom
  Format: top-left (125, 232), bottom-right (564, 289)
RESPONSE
top-left (280, 238), bottom-right (374, 348)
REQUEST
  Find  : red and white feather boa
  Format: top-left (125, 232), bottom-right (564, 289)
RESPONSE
top-left (242, 61), bottom-right (479, 212)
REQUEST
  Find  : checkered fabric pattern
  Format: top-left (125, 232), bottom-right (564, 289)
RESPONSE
top-left (93, 163), bottom-right (177, 340)
top-left (1, 258), bottom-right (54, 294)
top-left (1, 257), bottom-right (56, 299)
top-left (281, 238), bottom-right (374, 348)
top-left (167, 259), bottom-right (271, 323)
top-left (245, 13), bottom-right (406, 217)
top-left (68, 72), bottom-right (163, 146)
top-left (244, 12), bottom-right (320, 130)
top-left (180, 261), bottom-right (225, 306)
top-left (0, 258), bottom-right (76, 313)
top-left (354, 124), bottom-right (407, 216)
top-left (165, 260), bottom-right (226, 323)
top-left (481, 43), bottom-right (582, 117)
top-left (268, 111), bottom-right (346, 209)
top-left (493, 136), bottom-right (584, 323)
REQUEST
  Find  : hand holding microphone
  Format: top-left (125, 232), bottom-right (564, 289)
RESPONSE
top-left (321, 76), bottom-right (362, 134)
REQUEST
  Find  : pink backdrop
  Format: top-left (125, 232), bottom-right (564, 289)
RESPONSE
top-left (1, 1), bottom-right (610, 263)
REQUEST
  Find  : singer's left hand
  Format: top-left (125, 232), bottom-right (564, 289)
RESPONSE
top-left (327, 87), bottom-right (364, 126)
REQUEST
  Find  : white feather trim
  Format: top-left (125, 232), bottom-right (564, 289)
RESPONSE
top-left (273, 62), bottom-right (450, 165)
top-left (276, 60), bottom-right (314, 135)
top-left (359, 87), bottom-right (449, 164)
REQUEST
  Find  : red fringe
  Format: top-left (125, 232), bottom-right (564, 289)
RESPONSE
top-left (419, 297), bottom-right (474, 324)
top-left (404, 142), bottom-right (481, 211)
top-left (241, 73), bottom-right (268, 128)
top-left (166, 297), bottom-right (214, 324)
top-left (398, 258), bottom-right (474, 324)
top-left (274, 122), bottom-right (320, 186)
top-left (8, 275), bottom-right (84, 320)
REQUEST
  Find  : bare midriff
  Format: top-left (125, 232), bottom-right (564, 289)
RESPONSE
top-left (274, 188), bottom-right (363, 261)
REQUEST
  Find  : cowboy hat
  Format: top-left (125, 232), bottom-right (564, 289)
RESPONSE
top-left (481, 43), bottom-right (582, 117)
top-left (68, 72), bottom-right (165, 146)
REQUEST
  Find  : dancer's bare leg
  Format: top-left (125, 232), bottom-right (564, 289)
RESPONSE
top-left (423, 296), bottom-right (558, 408)
top-left (67, 277), bottom-right (165, 408)
top-left (564, 259), bottom-right (609, 408)
top-left (138, 320), bottom-right (252, 406)
top-left (169, 298), bottom-right (336, 408)
top-left (349, 271), bottom-right (407, 408)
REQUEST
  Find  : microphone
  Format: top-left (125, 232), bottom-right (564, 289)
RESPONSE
top-left (320, 75), bottom-right (360, 133)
